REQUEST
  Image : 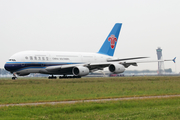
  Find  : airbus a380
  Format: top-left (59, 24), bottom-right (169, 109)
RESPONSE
top-left (4, 23), bottom-right (175, 79)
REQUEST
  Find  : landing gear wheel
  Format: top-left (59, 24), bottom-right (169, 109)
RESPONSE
top-left (59, 75), bottom-right (68, 79)
top-left (58, 75), bottom-right (82, 79)
top-left (12, 73), bottom-right (17, 80)
top-left (12, 77), bottom-right (17, 80)
top-left (48, 75), bottom-right (57, 79)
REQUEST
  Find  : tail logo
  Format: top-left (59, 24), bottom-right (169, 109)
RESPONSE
top-left (108, 35), bottom-right (117, 49)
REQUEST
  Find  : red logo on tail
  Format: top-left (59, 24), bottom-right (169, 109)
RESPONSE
top-left (108, 35), bottom-right (117, 49)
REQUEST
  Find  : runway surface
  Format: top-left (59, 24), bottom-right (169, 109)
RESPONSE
top-left (1, 94), bottom-right (180, 107)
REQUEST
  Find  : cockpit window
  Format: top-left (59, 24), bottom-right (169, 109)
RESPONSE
top-left (9, 59), bottom-right (16, 61)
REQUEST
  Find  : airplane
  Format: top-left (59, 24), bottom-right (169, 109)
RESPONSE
top-left (4, 23), bottom-right (176, 79)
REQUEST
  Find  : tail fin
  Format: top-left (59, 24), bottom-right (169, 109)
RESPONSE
top-left (98, 23), bottom-right (122, 56)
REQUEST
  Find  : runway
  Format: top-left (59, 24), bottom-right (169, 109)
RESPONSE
top-left (0, 94), bottom-right (180, 107)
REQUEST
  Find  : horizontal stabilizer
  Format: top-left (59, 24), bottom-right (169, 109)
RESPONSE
top-left (172, 57), bottom-right (176, 63)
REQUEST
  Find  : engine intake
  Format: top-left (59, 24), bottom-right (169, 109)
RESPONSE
top-left (109, 64), bottom-right (125, 73)
top-left (72, 66), bottom-right (89, 76)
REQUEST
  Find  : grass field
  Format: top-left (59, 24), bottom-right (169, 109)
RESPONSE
top-left (0, 76), bottom-right (180, 104)
top-left (0, 97), bottom-right (180, 119)
top-left (0, 76), bottom-right (180, 119)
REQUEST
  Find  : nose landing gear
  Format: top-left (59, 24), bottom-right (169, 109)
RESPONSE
top-left (12, 73), bottom-right (17, 80)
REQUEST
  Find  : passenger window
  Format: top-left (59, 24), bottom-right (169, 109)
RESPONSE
top-left (34, 56), bottom-right (37, 60)
top-left (38, 57), bottom-right (41, 60)
top-left (46, 57), bottom-right (48, 61)
top-left (30, 56), bottom-right (33, 60)
top-left (25, 57), bottom-right (28, 59)
top-left (42, 57), bottom-right (45, 60)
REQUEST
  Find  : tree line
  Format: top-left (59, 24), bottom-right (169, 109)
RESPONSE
top-left (0, 68), bottom-right (10, 75)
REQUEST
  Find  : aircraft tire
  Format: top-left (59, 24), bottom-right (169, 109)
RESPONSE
top-left (12, 77), bottom-right (17, 80)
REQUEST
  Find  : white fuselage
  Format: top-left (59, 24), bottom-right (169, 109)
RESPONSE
top-left (10, 51), bottom-right (114, 63)
top-left (5, 51), bottom-right (115, 75)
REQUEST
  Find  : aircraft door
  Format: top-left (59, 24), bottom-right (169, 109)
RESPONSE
top-left (21, 63), bottom-right (25, 67)
top-left (21, 56), bottom-right (26, 67)
top-left (21, 57), bottom-right (28, 72)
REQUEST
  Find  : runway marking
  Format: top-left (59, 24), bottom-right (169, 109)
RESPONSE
top-left (1, 95), bottom-right (180, 107)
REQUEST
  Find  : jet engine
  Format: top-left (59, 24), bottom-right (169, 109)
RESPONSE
top-left (108, 64), bottom-right (125, 73)
top-left (72, 66), bottom-right (90, 76)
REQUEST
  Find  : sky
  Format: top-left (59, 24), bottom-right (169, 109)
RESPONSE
top-left (0, 0), bottom-right (180, 73)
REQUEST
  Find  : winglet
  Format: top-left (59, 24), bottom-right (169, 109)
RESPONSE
top-left (173, 57), bottom-right (176, 63)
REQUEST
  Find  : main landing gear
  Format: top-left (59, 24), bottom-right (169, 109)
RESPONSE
top-left (59, 75), bottom-right (81, 79)
top-left (48, 75), bottom-right (57, 79)
top-left (12, 73), bottom-right (17, 80)
top-left (48, 75), bottom-right (81, 79)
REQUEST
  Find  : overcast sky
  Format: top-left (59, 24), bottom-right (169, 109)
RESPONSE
top-left (0, 0), bottom-right (180, 72)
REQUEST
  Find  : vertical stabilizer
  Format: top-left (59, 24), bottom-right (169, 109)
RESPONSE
top-left (98, 23), bottom-right (122, 56)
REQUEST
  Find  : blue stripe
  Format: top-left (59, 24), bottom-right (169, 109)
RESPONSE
top-left (4, 62), bottom-right (83, 72)
top-left (15, 67), bottom-right (47, 72)
top-left (6, 62), bottom-right (81, 64)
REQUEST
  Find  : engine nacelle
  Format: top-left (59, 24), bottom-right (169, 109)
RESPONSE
top-left (16, 73), bottom-right (30, 76)
top-left (72, 66), bottom-right (90, 76)
top-left (109, 64), bottom-right (125, 73)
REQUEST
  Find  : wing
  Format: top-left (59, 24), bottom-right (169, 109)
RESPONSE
top-left (45, 57), bottom-right (176, 73)
top-left (107, 57), bottom-right (148, 62)
top-left (45, 62), bottom-right (111, 73)
top-left (120, 57), bottom-right (176, 68)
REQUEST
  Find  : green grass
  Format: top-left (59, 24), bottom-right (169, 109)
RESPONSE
top-left (0, 76), bottom-right (180, 104)
top-left (0, 97), bottom-right (180, 119)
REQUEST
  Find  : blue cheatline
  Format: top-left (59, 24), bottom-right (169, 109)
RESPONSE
top-left (4, 62), bottom-right (83, 72)
top-left (98, 23), bottom-right (122, 56)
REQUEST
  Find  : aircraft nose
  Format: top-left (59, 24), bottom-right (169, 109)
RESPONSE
top-left (4, 62), bottom-right (19, 72)
top-left (4, 63), bottom-right (13, 72)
